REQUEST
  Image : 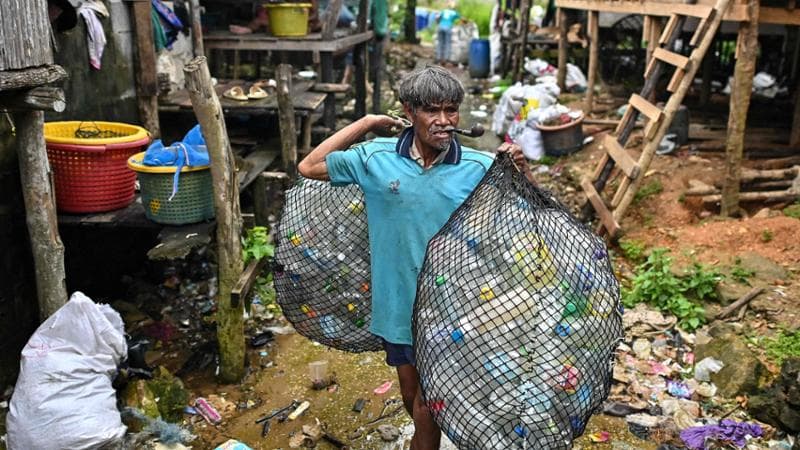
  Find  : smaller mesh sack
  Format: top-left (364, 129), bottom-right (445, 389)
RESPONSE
top-left (413, 153), bottom-right (623, 449)
top-left (274, 178), bottom-right (382, 352)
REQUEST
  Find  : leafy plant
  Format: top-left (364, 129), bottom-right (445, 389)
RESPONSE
top-left (730, 257), bottom-right (755, 285)
top-left (765, 329), bottom-right (800, 365)
top-left (241, 226), bottom-right (279, 314)
top-left (634, 179), bottom-right (663, 203)
top-left (242, 226), bottom-right (274, 265)
top-left (623, 248), bottom-right (720, 331)
top-left (761, 229), bottom-right (774, 243)
top-left (619, 239), bottom-right (646, 263)
top-left (458, 0), bottom-right (493, 37)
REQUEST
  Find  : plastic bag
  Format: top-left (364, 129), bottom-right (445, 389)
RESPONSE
top-left (449, 22), bottom-right (479, 64)
top-left (413, 153), bottom-right (622, 449)
top-left (491, 82), bottom-right (560, 136)
top-left (273, 178), bottom-right (381, 352)
top-left (6, 292), bottom-right (128, 450)
top-left (143, 124), bottom-right (209, 200)
top-left (694, 357), bottom-right (724, 382)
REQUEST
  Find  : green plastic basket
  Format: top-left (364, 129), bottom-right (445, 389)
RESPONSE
top-left (128, 152), bottom-right (215, 225)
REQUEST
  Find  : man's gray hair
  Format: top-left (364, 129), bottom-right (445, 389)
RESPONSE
top-left (397, 65), bottom-right (464, 111)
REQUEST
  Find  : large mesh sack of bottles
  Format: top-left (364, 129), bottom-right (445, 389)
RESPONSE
top-left (274, 178), bottom-right (382, 352)
top-left (413, 153), bottom-right (623, 449)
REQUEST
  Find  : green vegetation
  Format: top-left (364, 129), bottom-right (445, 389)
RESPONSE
top-left (634, 179), bottom-right (663, 203)
top-left (761, 229), bottom-right (774, 243)
top-left (458, 0), bottom-right (493, 37)
top-left (241, 226), bottom-right (278, 313)
top-left (623, 248), bottom-right (721, 331)
top-left (764, 329), bottom-right (800, 365)
top-left (619, 239), bottom-right (646, 263)
top-left (730, 257), bottom-right (755, 285)
top-left (784, 202), bottom-right (800, 219)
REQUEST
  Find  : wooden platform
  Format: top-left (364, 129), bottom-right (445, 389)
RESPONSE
top-left (159, 80), bottom-right (326, 116)
top-left (203, 29), bottom-right (373, 53)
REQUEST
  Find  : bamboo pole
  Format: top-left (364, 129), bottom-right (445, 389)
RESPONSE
top-left (14, 110), bottom-right (67, 320)
top-left (513, 0), bottom-right (531, 83)
top-left (189, 0), bottom-right (204, 57)
top-left (721, 0), bottom-right (759, 217)
top-left (184, 56), bottom-right (245, 383)
top-left (585, 11), bottom-right (599, 112)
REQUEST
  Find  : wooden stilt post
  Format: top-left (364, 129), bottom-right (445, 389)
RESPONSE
top-left (277, 64), bottom-right (298, 179)
top-left (513, 0), bottom-right (531, 83)
top-left (131, 0), bottom-right (161, 138)
top-left (791, 74), bottom-right (800, 147)
top-left (184, 56), bottom-right (245, 383)
top-left (354, 0), bottom-right (368, 119)
top-left (14, 110), bottom-right (67, 320)
top-left (721, 0), bottom-right (759, 216)
top-left (557, 8), bottom-right (568, 91)
top-left (585, 11), bottom-right (599, 113)
top-left (189, 0), bottom-right (204, 57)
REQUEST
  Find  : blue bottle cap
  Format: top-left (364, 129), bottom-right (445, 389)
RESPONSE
top-left (466, 238), bottom-right (479, 250)
top-left (450, 329), bottom-right (464, 343)
top-left (513, 424), bottom-right (528, 437)
top-left (555, 323), bottom-right (571, 337)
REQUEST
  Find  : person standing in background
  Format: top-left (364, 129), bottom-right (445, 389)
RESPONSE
top-left (435, 1), bottom-right (460, 64)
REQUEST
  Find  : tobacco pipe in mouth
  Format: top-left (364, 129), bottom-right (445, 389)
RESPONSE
top-left (444, 124), bottom-right (485, 138)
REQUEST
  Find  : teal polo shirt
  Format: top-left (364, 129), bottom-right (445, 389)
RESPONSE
top-left (326, 129), bottom-right (494, 345)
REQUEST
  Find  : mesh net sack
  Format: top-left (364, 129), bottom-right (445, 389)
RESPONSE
top-left (273, 178), bottom-right (382, 352)
top-left (413, 153), bottom-right (622, 449)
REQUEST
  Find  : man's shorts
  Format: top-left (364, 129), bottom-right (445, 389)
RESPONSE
top-left (382, 339), bottom-right (415, 367)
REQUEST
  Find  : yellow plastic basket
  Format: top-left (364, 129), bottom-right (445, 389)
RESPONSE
top-left (265, 3), bottom-right (312, 37)
top-left (43, 121), bottom-right (150, 146)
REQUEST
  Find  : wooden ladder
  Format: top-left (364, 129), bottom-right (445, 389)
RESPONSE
top-left (580, 0), bottom-right (732, 238)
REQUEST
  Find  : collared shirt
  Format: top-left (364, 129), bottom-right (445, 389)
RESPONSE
top-left (409, 140), bottom-right (449, 168)
top-left (396, 127), bottom-right (461, 166)
top-left (325, 135), bottom-right (494, 345)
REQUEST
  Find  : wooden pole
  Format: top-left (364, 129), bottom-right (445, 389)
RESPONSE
top-left (131, 0), bottom-right (161, 138)
top-left (513, 0), bottom-right (531, 83)
top-left (585, 11), bottom-right (599, 113)
top-left (14, 110), bottom-right (67, 320)
top-left (721, 0), bottom-right (759, 217)
top-left (277, 64), bottom-right (299, 179)
top-left (189, 0), bottom-right (204, 57)
top-left (791, 73), bottom-right (800, 147)
top-left (354, 0), bottom-right (369, 118)
top-left (184, 56), bottom-right (245, 383)
top-left (557, 8), bottom-right (568, 91)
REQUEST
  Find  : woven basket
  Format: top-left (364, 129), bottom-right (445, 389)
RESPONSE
top-left (43, 121), bottom-right (151, 213)
top-left (127, 152), bottom-right (215, 225)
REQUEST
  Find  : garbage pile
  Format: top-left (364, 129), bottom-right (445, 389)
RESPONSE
top-left (414, 154), bottom-right (623, 449)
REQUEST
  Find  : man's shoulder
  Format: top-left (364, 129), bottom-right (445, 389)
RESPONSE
top-left (459, 147), bottom-right (495, 170)
top-left (353, 137), bottom-right (398, 155)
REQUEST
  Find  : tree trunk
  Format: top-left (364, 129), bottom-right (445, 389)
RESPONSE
top-left (184, 56), bottom-right (245, 383)
top-left (557, 8), bottom-right (568, 91)
top-left (14, 110), bottom-right (67, 320)
top-left (585, 11), bottom-right (599, 112)
top-left (131, 0), bottom-right (161, 137)
top-left (404, 0), bottom-right (418, 44)
top-left (721, 0), bottom-right (759, 217)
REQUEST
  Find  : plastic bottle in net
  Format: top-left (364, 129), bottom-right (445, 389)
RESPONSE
top-left (274, 178), bottom-right (382, 352)
top-left (413, 153), bottom-right (622, 449)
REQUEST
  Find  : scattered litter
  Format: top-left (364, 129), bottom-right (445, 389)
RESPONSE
top-left (249, 330), bottom-right (275, 347)
top-left (288, 400), bottom-right (311, 420)
top-left (373, 381), bottom-right (393, 395)
top-left (377, 424), bottom-right (400, 441)
top-left (194, 397), bottom-right (222, 425)
top-left (667, 379), bottom-right (692, 399)
top-left (694, 357), bottom-right (724, 382)
top-left (588, 431), bottom-right (610, 443)
top-left (215, 439), bottom-right (253, 450)
top-left (680, 419), bottom-right (763, 450)
top-left (352, 398), bottom-right (366, 413)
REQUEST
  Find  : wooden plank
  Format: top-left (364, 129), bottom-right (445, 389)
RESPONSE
top-left (321, 0), bottom-right (343, 40)
top-left (760, 7), bottom-right (800, 25)
top-left (312, 82), bottom-right (350, 93)
top-left (591, 153), bottom-right (609, 181)
top-left (239, 150), bottom-right (279, 190)
top-left (585, 11), bottom-right (599, 112)
top-left (581, 178), bottom-right (620, 237)
top-left (629, 94), bottom-right (663, 122)
top-left (603, 135), bottom-right (640, 179)
top-left (653, 47), bottom-right (690, 69)
top-left (667, 68), bottom-right (685, 92)
top-left (203, 30), bottom-right (374, 53)
top-left (659, 15), bottom-right (680, 45)
top-left (189, 0), bottom-right (204, 56)
top-left (277, 64), bottom-right (298, 179)
top-left (554, 0), bottom-right (746, 20)
top-left (0, 65), bottom-right (67, 93)
top-left (131, 0), bottom-right (160, 137)
top-left (615, 104), bottom-right (636, 135)
top-left (557, 8), bottom-right (568, 90)
top-left (0, 86), bottom-right (65, 112)
top-left (231, 257), bottom-right (269, 309)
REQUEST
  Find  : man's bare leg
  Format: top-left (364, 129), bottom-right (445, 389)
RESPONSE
top-left (396, 364), bottom-right (441, 450)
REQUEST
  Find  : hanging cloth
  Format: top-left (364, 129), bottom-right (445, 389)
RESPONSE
top-left (78, 0), bottom-right (109, 70)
